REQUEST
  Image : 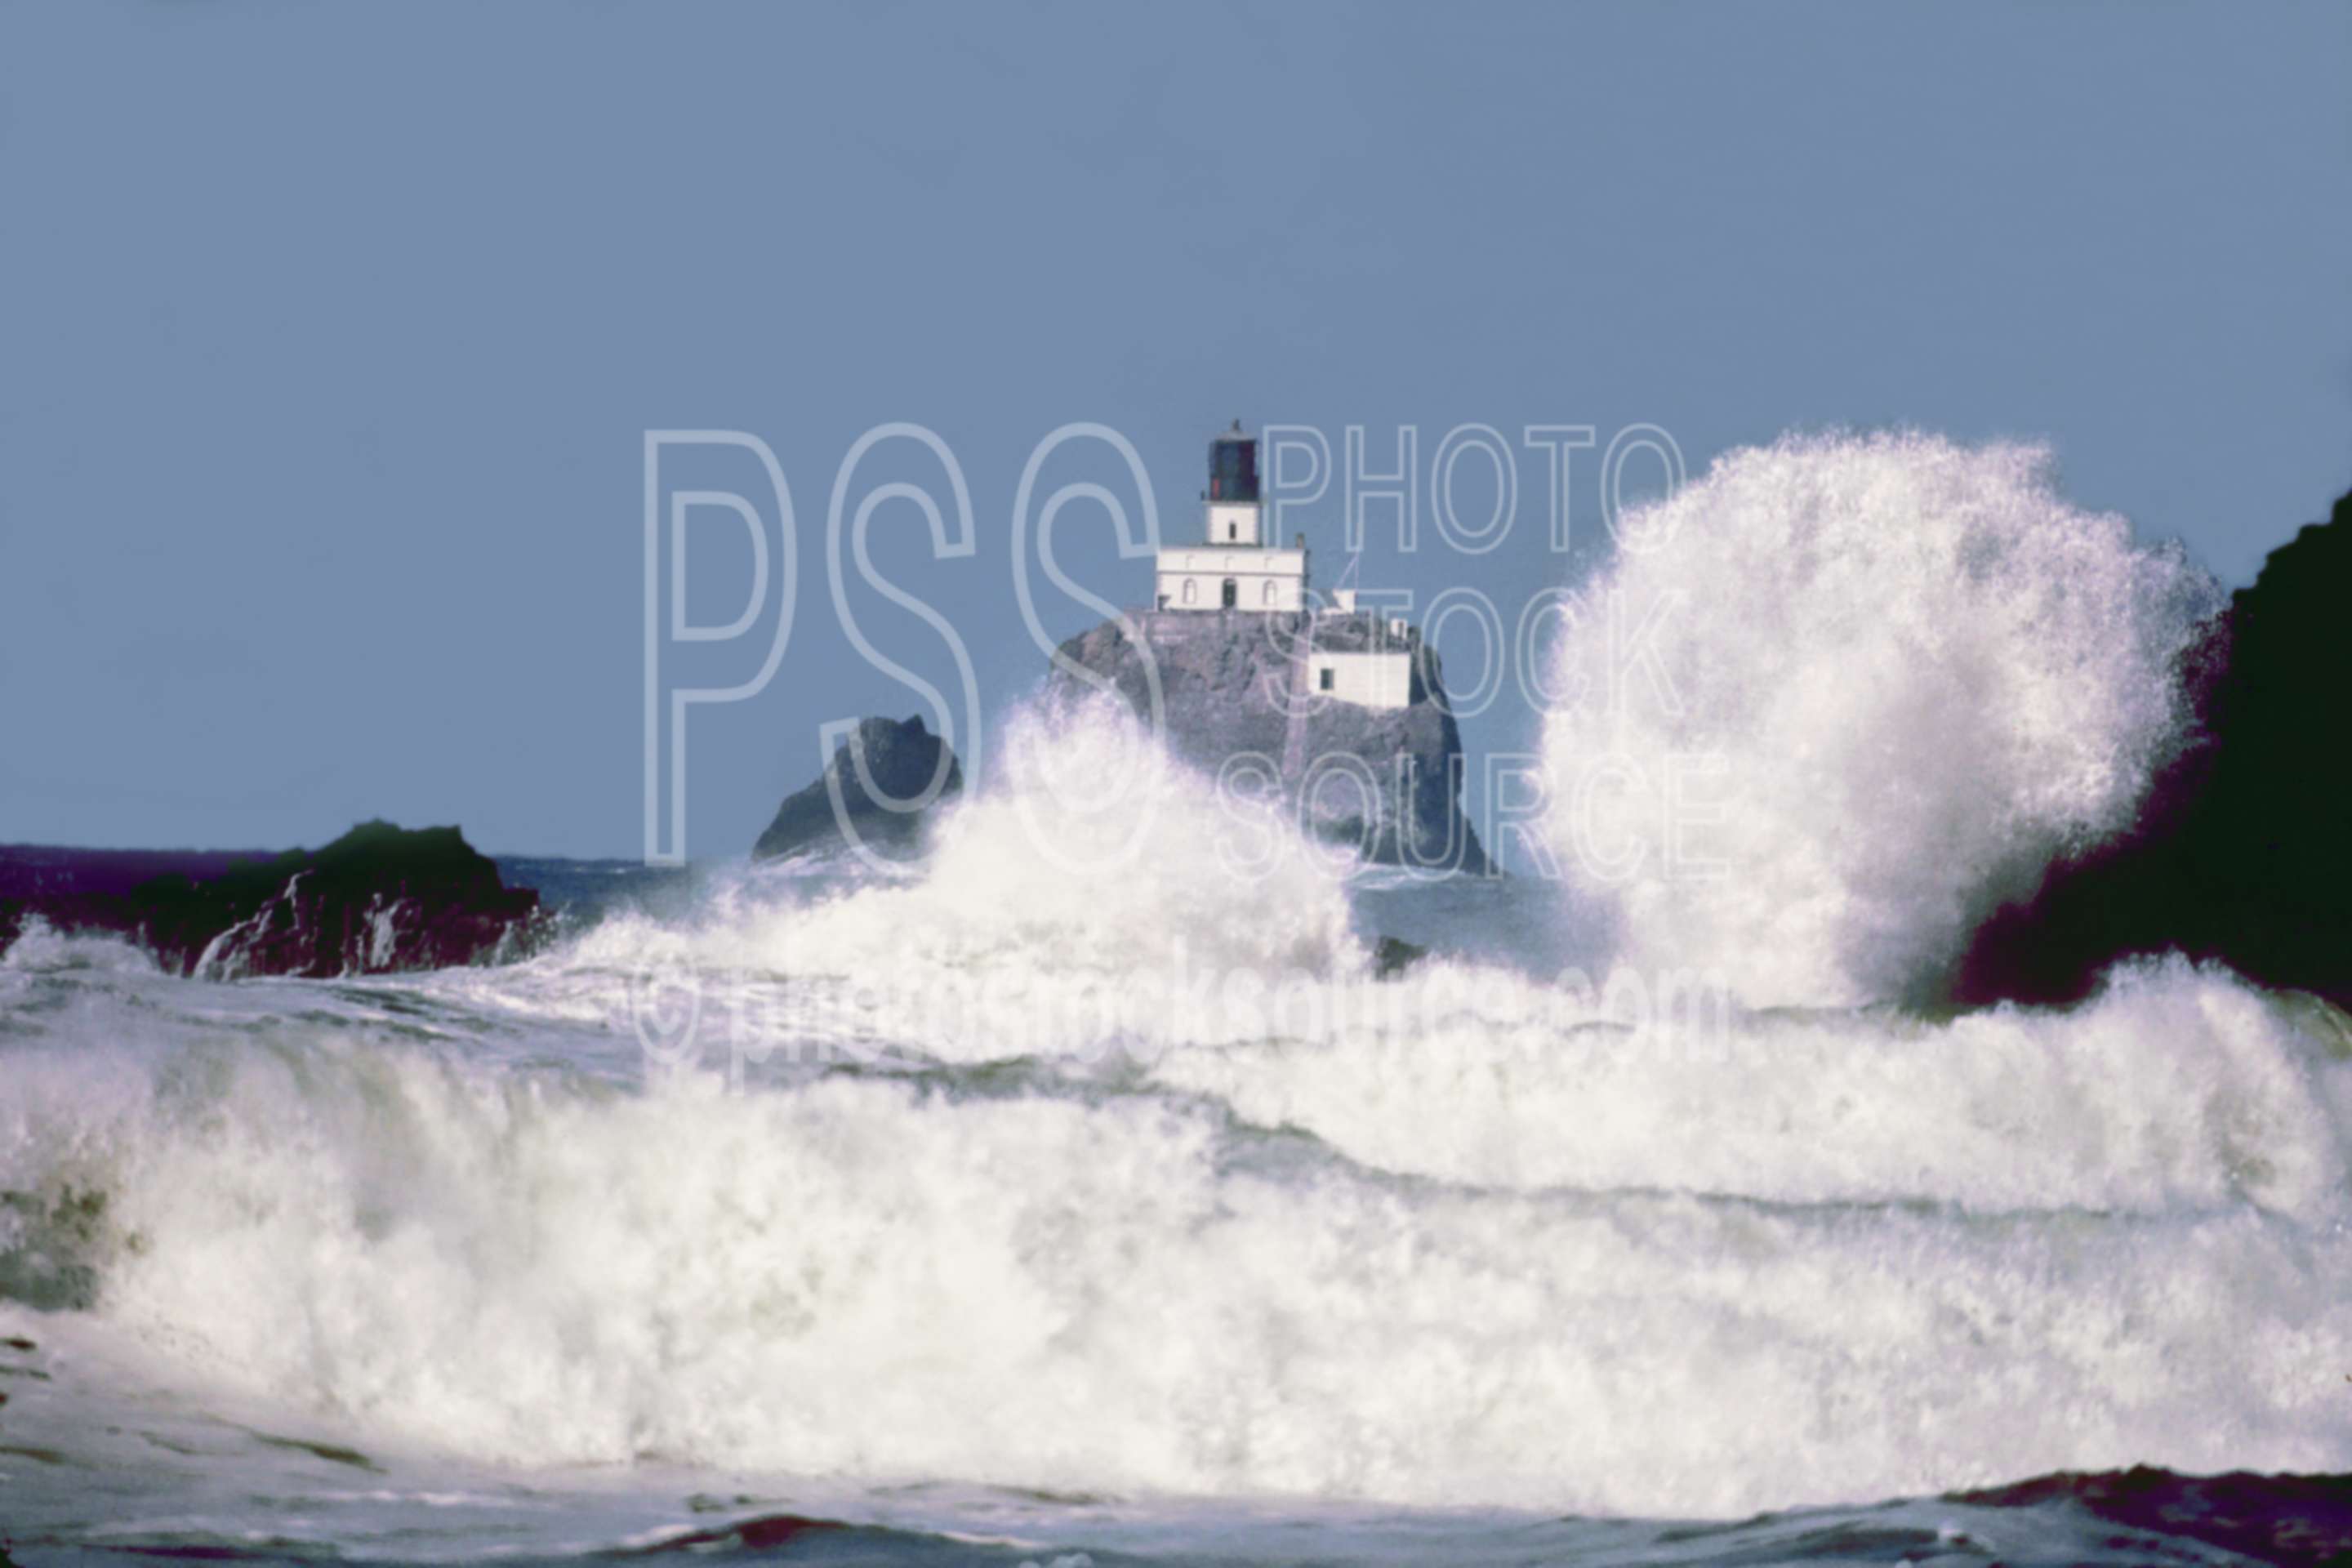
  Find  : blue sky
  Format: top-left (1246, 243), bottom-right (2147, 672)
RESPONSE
top-left (3, 1), bottom-right (2347, 859)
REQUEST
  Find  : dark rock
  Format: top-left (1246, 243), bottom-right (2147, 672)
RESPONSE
top-left (0, 821), bottom-right (546, 979)
top-left (635, 1513), bottom-right (854, 1554)
top-left (1956, 483), bottom-right (2352, 1006)
top-left (1371, 935), bottom-right (1430, 978)
top-left (752, 714), bottom-right (963, 864)
top-left (1050, 610), bottom-right (1490, 873)
top-left (1956, 1467), bottom-right (2352, 1567)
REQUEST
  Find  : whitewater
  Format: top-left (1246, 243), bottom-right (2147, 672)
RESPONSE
top-left (6, 433), bottom-right (2350, 1564)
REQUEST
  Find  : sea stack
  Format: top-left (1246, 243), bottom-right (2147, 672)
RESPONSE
top-left (1049, 421), bottom-right (1488, 873)
top-left (752, 714), bottom-right (964, 864)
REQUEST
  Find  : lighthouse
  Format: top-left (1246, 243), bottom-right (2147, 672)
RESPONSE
top-left (1155, 421), bottom-right (1308, 612)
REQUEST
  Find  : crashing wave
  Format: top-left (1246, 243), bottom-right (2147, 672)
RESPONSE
top-left (1540, 430), bottom-right (2221, 1007)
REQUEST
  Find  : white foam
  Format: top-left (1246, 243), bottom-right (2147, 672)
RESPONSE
top-left (1149, 956), bottom-right (2352, 1218)
top-left (0, 915), bottom-right (161, 976)
top-left (1540, 430), bottom-right (2220, 1007)
top-left (4, 991), bottom-right (2350, 1519)
top-left (533, 697), bottom-right (1368, 1062)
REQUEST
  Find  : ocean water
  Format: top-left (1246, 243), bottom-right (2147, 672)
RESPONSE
top-left (7, 434), bottom-right (2350, 1565)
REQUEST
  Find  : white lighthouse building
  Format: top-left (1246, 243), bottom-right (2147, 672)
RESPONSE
top-left (1155, 421), bottom-right (1308, 612)
top-left (1145, 422), bottom-right (1415, 710)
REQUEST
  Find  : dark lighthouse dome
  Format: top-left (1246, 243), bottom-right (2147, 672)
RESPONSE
top-left (1209, 419), bottom-right (1259, 503)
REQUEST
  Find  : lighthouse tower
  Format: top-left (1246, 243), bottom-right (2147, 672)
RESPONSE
top-left (1155, 421), bottom-right (1308, 612)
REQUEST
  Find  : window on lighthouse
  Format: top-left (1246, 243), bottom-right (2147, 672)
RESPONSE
top-left (1227, 522), bottom-right (1236, 541)
top-left (1183, 580), bottom-right (1197, 605)
top-left (1262, 581), bottom-right (1278, 605)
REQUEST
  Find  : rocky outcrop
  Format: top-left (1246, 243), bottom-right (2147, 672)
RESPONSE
top-left (752, 714), bottom-right (964, 864)
top-left (1955, 1468), bottom-right (2352, 1567)
top-left (0, 821), bottom-right (546, 978)
top-left (1050, 610), bottom-right (1489, 873)
top-left (1956, 483), bottom-right (2352, 1006)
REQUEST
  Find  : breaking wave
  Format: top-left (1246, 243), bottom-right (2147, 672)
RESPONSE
top-left (541, 697), bottom-right (1370, 1062)
top-left (8, 432), bottom-right (2351, 1539)
top-left (1540, 430), bottom-right (2221, 1007)
top-left (6, 964), bottom-right (2352, 1518)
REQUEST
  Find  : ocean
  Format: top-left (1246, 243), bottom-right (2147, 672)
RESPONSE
top-left (6, 434), bottom-right (2350, 1564)
top-left (4, 826), bottom-right (2350, 1564)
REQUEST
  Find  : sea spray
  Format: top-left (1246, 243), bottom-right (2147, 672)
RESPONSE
top-left (1541, 430), bottom-right (2221, 1007)
top-left (0, 916), bottom-right (162, 977)
top-left (555, 696), bottom-right (1370, 1066)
